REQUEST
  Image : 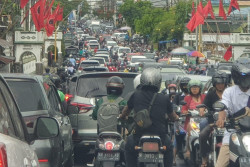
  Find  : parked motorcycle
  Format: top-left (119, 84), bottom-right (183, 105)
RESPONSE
top-left (213, 101), bottom-right (250, 167)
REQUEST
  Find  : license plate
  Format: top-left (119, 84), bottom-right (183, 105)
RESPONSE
top-left (239, 157), bottom-right (250, 167)
top-left (97, 152), bottom-right (120, 161)
top-left (138, 153), bottom-right (164, 163)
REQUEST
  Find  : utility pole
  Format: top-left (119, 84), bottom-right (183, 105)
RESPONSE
top-left (195, 0), bottom-right (198, 51)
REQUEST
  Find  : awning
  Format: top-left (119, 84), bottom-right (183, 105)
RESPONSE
top-left (0, 38), bottom-right (13, 48)
top-left (0, 56), bottom-right (15, 64)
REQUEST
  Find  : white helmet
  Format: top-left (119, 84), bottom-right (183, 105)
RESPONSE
top-left (133, 74), bottom-right (141, 89)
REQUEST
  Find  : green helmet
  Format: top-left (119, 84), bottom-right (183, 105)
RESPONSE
top-left (187, 80), bottom-right (203, 94)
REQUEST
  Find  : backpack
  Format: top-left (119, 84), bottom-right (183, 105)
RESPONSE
top-left (97, 96), bottom-right (124, 133)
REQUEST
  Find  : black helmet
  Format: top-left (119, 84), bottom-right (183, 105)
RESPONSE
top-left (140, 68), bottom-right (162, 92)
top-left (49, 74), bottom-right (61, 88)
top-left (179, 77), bottom-right (191, 93)
top-left (106, 76), bottom-right (125, 95)
top-left (212, 71), bottom-right (228, 87)
top-left (45, 68), bottom-right (50, 73)
top-left (231, 57), bottom-right (250, 90)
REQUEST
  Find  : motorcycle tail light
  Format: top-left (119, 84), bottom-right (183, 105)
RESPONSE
top-left (142, 142), bottom-right (159, 152)
top-left (65, 94), bottom-right (73, 102)
top-left (105, 141), bottom-right (114, 150)
top-left (0, 143), bottom-right (7, 167)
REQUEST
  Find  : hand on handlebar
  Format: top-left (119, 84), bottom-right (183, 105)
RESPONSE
top-left (216, 119), bottom-right (225, 128)
top-left (199, 110), bottom-right (206, 117)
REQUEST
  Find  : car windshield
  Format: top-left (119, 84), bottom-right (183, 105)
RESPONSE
top-left (95, 56), bottom-right (109, 62)
top-left (218, 66), bottom-right (232, 71)
top-left (119, 48), bottom-right (130, 53)
top-left (90, 59), bottom-right (105, 64)
top-left (107, 42), bottom-right (117, 46)
top-left (7, 80), bottom-right (47, 112)
top-left (77, 76), bottom-right (135, 98)
top-left (90, 45), bottom-right (99, 49)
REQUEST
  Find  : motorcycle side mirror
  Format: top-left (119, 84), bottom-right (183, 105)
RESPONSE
top-left (180, 100), bottom-right (187, 106)
top-left (212, 101), bottom-right (226, 111)
top-left (196, 104), bottom-right (207, 109)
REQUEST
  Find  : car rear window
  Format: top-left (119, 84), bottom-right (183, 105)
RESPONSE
top-left (77, 75), bottom-right (135, 98)
top-left (7, 80), bottom-right (48, 112)
top-left (80, 62), bottom-right (99, 68)
top-left (90, 58), bottom-right (105, 64)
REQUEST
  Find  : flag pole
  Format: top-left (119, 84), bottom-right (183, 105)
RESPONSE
top-left (54, 22), bottom-right (57, 63)
top-left (195, 0), bottom-right (199, 51)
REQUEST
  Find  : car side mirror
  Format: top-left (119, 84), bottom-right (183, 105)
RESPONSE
top-left (212, 101), bottom-right (226, 111)
top-left (34, 117), bottom-right (59, 139)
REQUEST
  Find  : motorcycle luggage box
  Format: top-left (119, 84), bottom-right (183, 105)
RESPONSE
top-left (239, 157), bottom-right (250, 167)
top-left (138, 152), bottom-right (164, 163)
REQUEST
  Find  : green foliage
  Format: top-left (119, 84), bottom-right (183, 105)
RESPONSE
top-left (119, 0), bottom-right (193, 43)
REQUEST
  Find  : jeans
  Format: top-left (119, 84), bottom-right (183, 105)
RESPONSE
top-left (199, 124), bottom-right (213, 158)
top-left (125, 134), bottom-right (173, 167)
top-left (200, 118), bottom-right (208, 131)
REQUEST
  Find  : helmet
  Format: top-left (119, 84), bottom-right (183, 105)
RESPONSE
top-left (106, 76), bottom-right (125, 95)
top-left (187, 80), bottom-right (203, 94)
top-left (179, 77), bottom-right (191, 93)
top-left (133, 74), bottom-right (141, 89)
top-left (212, 71), bottom-right (228, 87)
top-left (45, 68), bottom-right (50, 73)
top-left (168, 84), bottom-right (177, 93)
top-left (231, 57), bottom-right (250, 89)
top-left (140, 68), bottom-right (162, 91)
top-left (49, 74), bottom-right (61, 88)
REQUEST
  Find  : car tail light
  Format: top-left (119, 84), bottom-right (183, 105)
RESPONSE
top-left (39, 159), bottom-right (48, 163)
top-left (105, 141), bottom-right (114, 150)
top-left (0, 143), bottom-right (7, 167)
top-left (70, 102), bottom-right (93, 113)
top-left (65, 94), bottom-right (73, 102)
top-left (142, 142), bottom-right (159, 152)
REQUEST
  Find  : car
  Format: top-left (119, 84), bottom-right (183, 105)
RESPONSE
top-left (0, 75), bottom-right (60, 167)
top-left (142, 52), bottom-right (156, 59)
top-left (88, 43), bottom-right (100, 51)
top-left (117, 47), bottom-right (131, 58)
top-left (88, 57), bottom-right (106, 67)
top-left (95, 51), bottom-right (109, 55)
top-left (106, 41), bottom-right (118, 50)
top-left (167, 57), bottom-right (184, 66)
top-left (88, 40), bottom-right (99, 44)
top-left (3, 74), bottom-right (73, 167)
top-left (66, 72), bottom-right (138, 153)
top-left (81, 66), bottom-right (109, 73)
top-left (78, 60), bottom-right (100, 71)
top-left (94, 54), bottom-right (110, 63)
top-left (130, 55), bottom-right (147, 66)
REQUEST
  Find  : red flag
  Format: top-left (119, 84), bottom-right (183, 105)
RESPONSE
top-left (224, 46), bottom-right (232, 61)
top-left (20, 0), bottom-right (29, 9)
top-left (228, 0), bottom-right (240, 15)
top-left (192, 2), bottom-right (195, 17)
top-left (30, 0), bottom-right (45, 32)
top-left (187, 10), bottom-right (204, 32)
top-left (219, 0), bottom-right (227, 20)
top-left (45, 13), bottom-right (56, 37)
top-left (44, 0), bottom-right (55, 20)
top-left (197, 2), bottom-right (204, 16)
top-left (53, 4), bottom-right (63, 22)
top-left (203, 0), bottom-right (215, 19)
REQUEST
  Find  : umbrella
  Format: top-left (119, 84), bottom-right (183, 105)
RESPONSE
top-left (119, 26), bottom-right (131, 31)
top-left (171, 47), bottom-right (190, 55)
top-left (187, 51), bottom-right (205, 57)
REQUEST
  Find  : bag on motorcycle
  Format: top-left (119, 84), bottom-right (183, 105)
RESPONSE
top-left (97, 96), bottom-right (124, 133)
top-left (134, 93), bottom-right (157, 129)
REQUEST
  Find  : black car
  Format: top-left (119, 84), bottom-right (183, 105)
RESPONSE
top-left (3, 74), bottom-right (74, 167)
top-left (67, 72), bottom-right (137, 152)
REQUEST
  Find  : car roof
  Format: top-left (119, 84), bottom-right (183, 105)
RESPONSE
top-left (95, 54), bottom-right (109, 57)
top-left (81, 60), bottom-right (99, 63)
top-left (1, 73), bottom-right (44, 81)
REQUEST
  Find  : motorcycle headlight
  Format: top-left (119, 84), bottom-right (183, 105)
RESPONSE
top-left (242, 135), bottom-right (250, 152)
top-left (191, 122), bottom-right (200, 132)
top-left (231, 133), bottom-right (240, 146)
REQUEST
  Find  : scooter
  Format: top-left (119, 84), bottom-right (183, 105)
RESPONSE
top-left (135, 135), bottom-right (166, 167)
top-left (213, 101), bottom-right (250, 167)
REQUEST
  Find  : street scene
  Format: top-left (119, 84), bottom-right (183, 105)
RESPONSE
top-left (1, 0), bottom-right (250, 167)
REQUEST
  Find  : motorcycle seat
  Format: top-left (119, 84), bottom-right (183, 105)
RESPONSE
top-left (99, 131), bottom-right (122, 139)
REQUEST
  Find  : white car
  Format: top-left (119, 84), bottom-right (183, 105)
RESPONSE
top-left (0, 75), bottom-right (59, 167)
top-left (89, 57), bottom-right (106, 67)
top-left (130, 55), bottom-right (147, 66)
top-left (89, 40), bottom-right (99, 44)
top-left (106, 41), bottom-right (118, 50)
top-left (118, 47), bottom-right (131, 58)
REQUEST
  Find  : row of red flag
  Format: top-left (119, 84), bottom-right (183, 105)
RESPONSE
top-left (187, 0), bottom-right (240, 32)
top-left (21, 0), bottom-right (63, 37)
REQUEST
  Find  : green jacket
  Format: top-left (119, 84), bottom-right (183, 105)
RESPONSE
top-left (57, 90), bottom-right (65, 102)
top-left (92, 94), bottom-right (127, 120)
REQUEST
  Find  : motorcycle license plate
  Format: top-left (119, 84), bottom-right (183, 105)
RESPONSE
top-left (138, 153), bottom-right (164, 163)
top-left (97, 152), bottom-right (120, 161)
top-left (239, 157), bottom-right (250, 167)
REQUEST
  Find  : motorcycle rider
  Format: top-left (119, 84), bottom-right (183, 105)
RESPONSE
top-left (181, 80), bottom-right (206, 159)
top-left (173, 77), bottom-right (191, 105)
top-left (92, 76), bottom-right (127, 121)
top-left (215, 57), bottom-right (250, 167)
top-left (199, 71), bottom-right (228, 167)
top-left (120, 68), bottom-right (179, 167)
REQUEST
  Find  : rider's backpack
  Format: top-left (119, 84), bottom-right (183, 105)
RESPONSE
top-left (97, 96), bottom-right (124, 133)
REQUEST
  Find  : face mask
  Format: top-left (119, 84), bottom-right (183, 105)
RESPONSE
top-left (169, 89), bottom-right (176, 93)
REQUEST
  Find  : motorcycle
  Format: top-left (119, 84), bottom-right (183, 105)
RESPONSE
top-left (213, 101), bottom-right (250, 167)
top-left (135, 135), bottom-right (166, 167)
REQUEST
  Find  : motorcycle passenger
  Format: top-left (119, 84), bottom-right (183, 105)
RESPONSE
top-left (199, 71), bottom-right (228, 167)
top-left (168, 84), bottom-right (177, 102)
top-left (181, 80), bottom-right (206, 159)
top-left (215, 57), bottom-right (250, 167)
top-left (69, 54), bottom-right (76, 68)
top-left (92, 76), bottom-right (127, 121)
top-left (173, 77), bottom-right (191, 105)
top-left (120, 68), bottom-right (179, 167)
top-left (49, 74), bottom-right (65, 102)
